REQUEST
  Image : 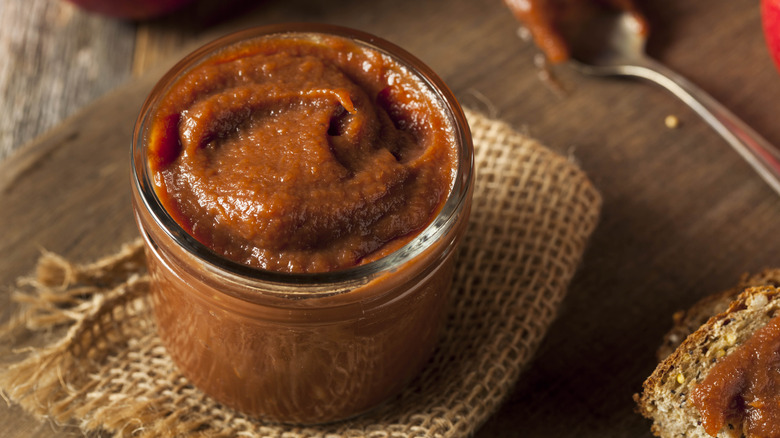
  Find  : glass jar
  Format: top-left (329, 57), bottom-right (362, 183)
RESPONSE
top-left (130, 23), bottom-right (473, 424)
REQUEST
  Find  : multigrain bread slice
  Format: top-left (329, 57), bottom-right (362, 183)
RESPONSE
top-left (635, 285), bottom-right (780, 438)
top-left (656, 268), bottom-right (780, 360)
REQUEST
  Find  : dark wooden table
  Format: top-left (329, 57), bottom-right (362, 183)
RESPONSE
top-left (3, 0), bottom-right (780, 436)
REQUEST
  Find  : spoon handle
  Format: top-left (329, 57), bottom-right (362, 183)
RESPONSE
top-left (623, 56), bottom-right (780, 196)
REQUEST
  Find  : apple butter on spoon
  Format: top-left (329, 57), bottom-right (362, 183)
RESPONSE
top-left (503, 0), bottom-right (648, 64)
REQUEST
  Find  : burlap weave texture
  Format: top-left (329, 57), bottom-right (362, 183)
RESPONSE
top-left (0, 109), bottom-right (601, 437)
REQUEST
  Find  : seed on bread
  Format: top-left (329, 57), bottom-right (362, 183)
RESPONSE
top-left (656, 268), bottom-right (780, 360)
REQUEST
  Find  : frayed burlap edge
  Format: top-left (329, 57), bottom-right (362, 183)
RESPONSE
top-left (0, 109), bottom-right (602, 437)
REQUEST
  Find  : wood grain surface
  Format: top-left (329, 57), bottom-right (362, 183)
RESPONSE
top-left (2, 0), bottom-right (780, 437)
top-left (0, 0), bottom-right (134, 161)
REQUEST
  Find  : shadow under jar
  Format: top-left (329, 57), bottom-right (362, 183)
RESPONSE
top-left (131, 23), bottom-right (473, 424)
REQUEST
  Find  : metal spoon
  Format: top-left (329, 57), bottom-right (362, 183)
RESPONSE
top-left (568, 9), bottom-right (780, 196)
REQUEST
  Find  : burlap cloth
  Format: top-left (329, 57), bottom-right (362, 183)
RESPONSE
top-left (0, 109), bottom-right (601, 437)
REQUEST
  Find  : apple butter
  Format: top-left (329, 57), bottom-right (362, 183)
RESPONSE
top-left (503, 0), bottom-right (649, 63)
top-left (146, 27), bottom-right (456, 273)
top-left (130, 24), bottom-right (474, 424)
top-left (690, 316), bottom-right (780, 437)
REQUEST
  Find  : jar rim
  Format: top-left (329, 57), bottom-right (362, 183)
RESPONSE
top-left (131, 23), bottom-right (474, 292)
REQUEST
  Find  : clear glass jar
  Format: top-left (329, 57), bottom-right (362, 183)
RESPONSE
top-left (130, 23), bottom-right (473, 424)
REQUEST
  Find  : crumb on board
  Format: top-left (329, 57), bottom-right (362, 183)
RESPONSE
top-left (665, 115), bottom-right (680, 129)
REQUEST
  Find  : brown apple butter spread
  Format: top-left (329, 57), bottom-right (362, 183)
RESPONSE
top-left (146, 32), bottom-right (456, 273)
top-left (132, 26), bottom-right (473, 424)
top-left (690, 316), bottom-right (780, 437)
top-left (503, 0), bottom-right (649, 63)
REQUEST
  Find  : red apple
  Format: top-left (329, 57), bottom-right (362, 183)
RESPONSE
top-left (63, 0), bottom-right (197, 20)
top-left (762, 0), bottom-right (780, 71)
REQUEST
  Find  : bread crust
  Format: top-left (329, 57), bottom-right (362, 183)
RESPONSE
top-left (656, 269), bottom-right (780, 360)
top-left (636, 284), bottom-right (780, 438)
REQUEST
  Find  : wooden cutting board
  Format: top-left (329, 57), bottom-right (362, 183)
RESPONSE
top-left (2, 0), bottom-right (780, 436)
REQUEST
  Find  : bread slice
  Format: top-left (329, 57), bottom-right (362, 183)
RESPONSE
top-left (656, 269), bottom-right (780, 360)
top-left (635, 285), bottom-right (780, 438)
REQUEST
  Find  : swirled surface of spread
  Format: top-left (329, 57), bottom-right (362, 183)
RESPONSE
top-left (147, 34), bottom-right (456, 273)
